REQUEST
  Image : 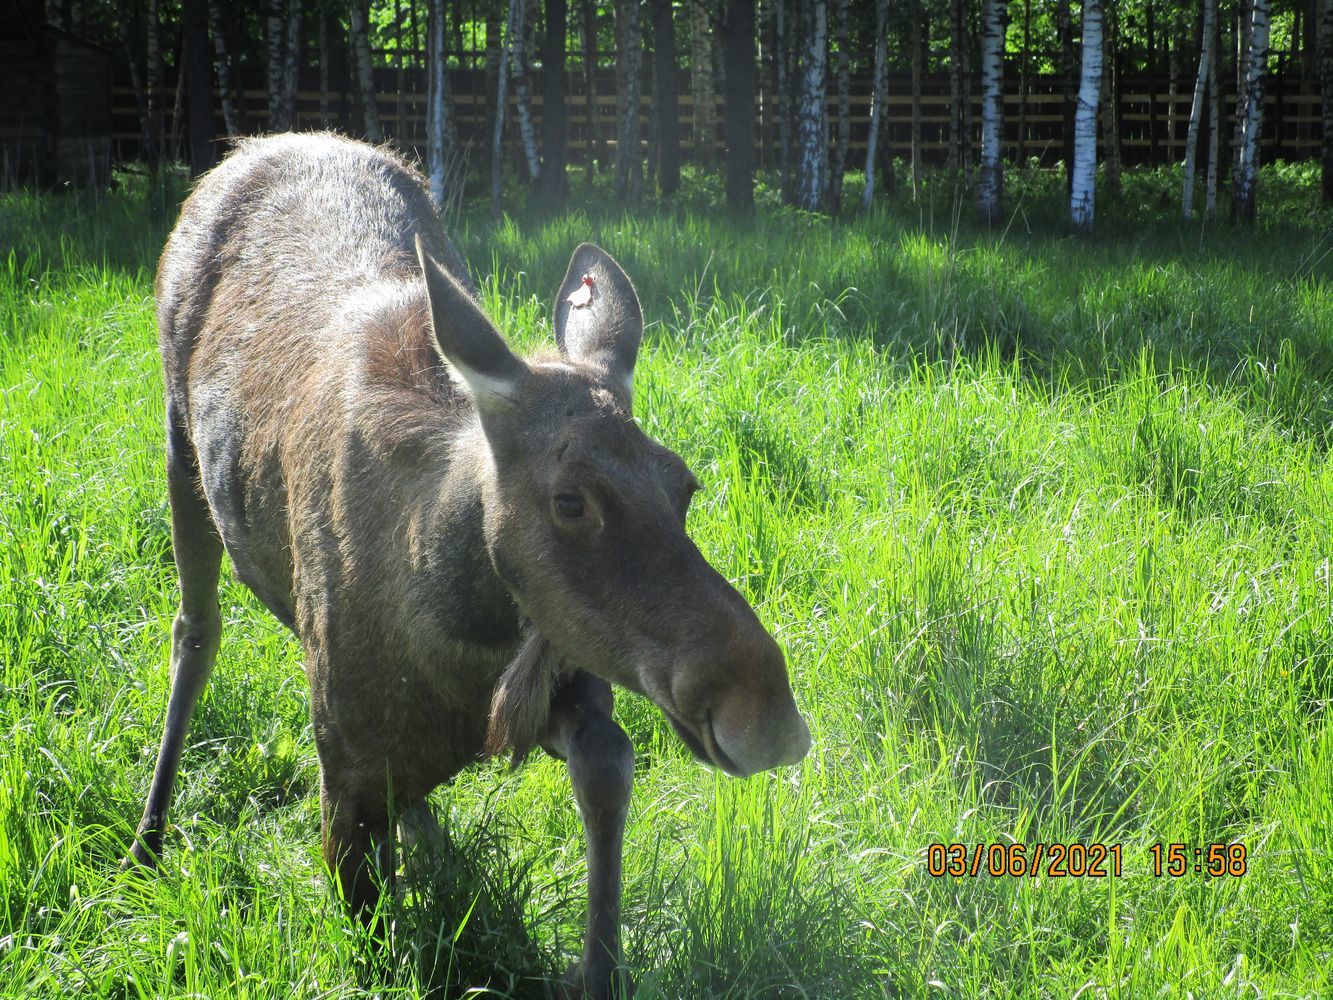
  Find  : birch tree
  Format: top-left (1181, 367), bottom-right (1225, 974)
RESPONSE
top-left (511, 0), bottom-right (541, 183)
top-left (207, 0), bottom-right (239, 135)
top-left (613, 0), bottom-right (643, 200)
top-left (493, 0), bottom-right (523, 215)
top-left (582, 0), bottom-right (599, 177)
top-left (977, 0), bottom-right (1004, 224)
top-left (1321, 0), bottom-right (1333, 199)
top-left (793, 0), bottom-right (827, 212)
top-left (267, 0), bottom-right (286, 130)
top-left (1205, 3), bottom-right (1220, 218)
top-left (1070, 0), bottom-right (1104, 231)
top-left (427, 0), bottom-right (457, 209)
top-left (349, 0), bottom-right (381, 140)
top-left (1182, 0), bottom-right (1217, 219)
top-left (1233, 0), bottom-right (1272, 222)
top-left (862, 0), bottom-right (889, 209)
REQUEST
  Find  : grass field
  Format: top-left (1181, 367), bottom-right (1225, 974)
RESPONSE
top-left (2, 163), bottom-right (1331, 998)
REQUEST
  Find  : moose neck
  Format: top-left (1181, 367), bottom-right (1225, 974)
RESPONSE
top-left (418, 417), bottom-right (524, 652)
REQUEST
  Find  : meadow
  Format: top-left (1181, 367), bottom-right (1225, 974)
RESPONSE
top-left (1, 162), bottom-right (1331, 998)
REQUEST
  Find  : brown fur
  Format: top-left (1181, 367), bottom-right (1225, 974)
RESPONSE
top-left (128, 134), bottom-right (810, 944)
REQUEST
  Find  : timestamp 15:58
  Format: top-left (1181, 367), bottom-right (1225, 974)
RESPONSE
top-left (1150, 843), bottom-right (1248, 877)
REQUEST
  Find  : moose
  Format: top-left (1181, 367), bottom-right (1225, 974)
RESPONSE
top-left (123, 132), bottom-right (810, 998)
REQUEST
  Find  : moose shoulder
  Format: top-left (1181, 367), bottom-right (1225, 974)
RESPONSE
top-left (126, 132), bottom-right (810, 998)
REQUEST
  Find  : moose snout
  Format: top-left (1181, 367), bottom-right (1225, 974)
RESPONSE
top-left (709, 675), bottom-right (812, 777)
top-left (669, 630), bottom-right (811, 778)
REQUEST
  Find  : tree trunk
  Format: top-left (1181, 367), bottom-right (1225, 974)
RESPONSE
top-left (1183, 0), bottom-right (1217, 218)
top-left (614, 0), bottom-right (642, 199)
top-left (1321, 0), bottom-right (1333, 199)
top-left (1233, 0), bottom-right (1271, 221)
top-left (512, 0), bottom-right (541, 182)
top-left (147, 0), bottom-right (163, 163)
top-left (582, 0), bottom-right (599, 178)
top-left (911, 0), bottom-right (923, 199)
top-left (827, 0), bottom-right (850, 211)
top-left (690, 1), bottom-right (717, 164)
top-left (863, 0), bottom-right (889, 208)
top-left (207, 0), bottom-right (240, 135)
top-left (183, 0), bottom-right (216, 174)
top-left (977, 0), bottom-right (1004, 224)
top-left (1146, 0), bottom-right (1159, 163)
top-left (653, 0), bottom-right (680, 196)
top-left (117, 7), bottom-right (153, 161)
top-left (793, 0), bottom-right (827, 211)
top-left (349, 0), bottom-right (381, 140)
top-left (318, 0), bottom-right (331, 126)
top-left (1232, 0), bottom-right (1253, 191)
top-left (948, 0), bottom-right (963, 169)
top-left (541, 0), bottom-right (570, 198)
top-left (1101, 2), bottom-right (1121, 198)
top-left (493, 0), bottom-right (521, 215)
top-left (1206, 2), bottom-right (1220, 218)
top-left (283, 0), bottom-right (302, 130)
top-left (1017, 0), bottom-right (1030, 161)
top-left (776, 0), bottom-right (791, 197)
top-left (1070, 0), bottom-right (1103, 231)
top-left (1057, 0), bottom-right (1075, 186)
top-left (724, 0), bottom-right (756, 211)
top-left (267, 0), bottom-right (286, 130)
top-left (427, 0), bottom-right (457, 209)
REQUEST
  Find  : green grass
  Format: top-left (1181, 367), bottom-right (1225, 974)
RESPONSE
top-left (2, 162), bottom-right (1331, 998)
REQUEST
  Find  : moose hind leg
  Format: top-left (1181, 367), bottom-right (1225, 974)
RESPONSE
top-left (123, 410), bottom-right (224, 869)
top-left (320, 773), bottom-right (392, 919)
top-left (542, 674), bottom-right (635, 1000)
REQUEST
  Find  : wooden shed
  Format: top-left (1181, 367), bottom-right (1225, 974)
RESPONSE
top-left (0, 2), bottom-right (113, 186)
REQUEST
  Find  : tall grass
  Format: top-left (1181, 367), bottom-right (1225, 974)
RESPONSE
top-left (1, 164), bottom-right (1329, 997)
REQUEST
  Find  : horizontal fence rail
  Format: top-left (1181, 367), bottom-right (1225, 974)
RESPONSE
top-left (111, 65), bottom-right (1325, 169)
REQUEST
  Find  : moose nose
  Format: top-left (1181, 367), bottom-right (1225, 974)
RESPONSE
top-left (709, 672), bottom-right (812, 777)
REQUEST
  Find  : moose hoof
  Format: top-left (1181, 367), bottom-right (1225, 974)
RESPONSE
top-left (119, 840), bottom-right (160, 873)
top-left (559, 961), bottom-right (635, 1000)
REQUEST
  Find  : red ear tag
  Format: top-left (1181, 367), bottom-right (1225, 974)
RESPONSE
top-left (566, 273), bottom-right (595, 309)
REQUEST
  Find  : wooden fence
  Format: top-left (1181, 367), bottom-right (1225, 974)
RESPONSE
top-left (111, 65), bottom-right (1325, 170)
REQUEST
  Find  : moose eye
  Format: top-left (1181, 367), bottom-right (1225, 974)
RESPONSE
top-left (553, 493), bottom-right (585, 520)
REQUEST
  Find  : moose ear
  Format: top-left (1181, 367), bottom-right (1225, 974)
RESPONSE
top-left (416, 235), bottom-right (525, 414)
top-left (553, 244), bottom-right (642, 396)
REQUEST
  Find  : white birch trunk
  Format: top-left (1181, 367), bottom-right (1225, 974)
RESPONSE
top-left (794, 0), bottom-right (827, 212)
top-left (1070, 0), bottom-right (1103, 231)
top-left (862, 0), bottom-right (889, 209)
top-left (911, 0), bottom-right (922, 199)
top-left (614, 0), bottom-right (643, 198)
top-left (427, 0), bottom-right (456, 208)
top-left (1182, 0), bottom-right (1217, 219)
top-left (977, 0), bottom-right (1004, 224)
top-left (349, 0), bottom-right (382, 140)
top-left (208, 0), bottom-right (240, 135)
top-left (1206, 4), bottom-right (1220, 218)
top-left (267, 0), bottom-right (286, 130)
top-left (493, 0), bottom-right (521, 215)
top-left (146, 0), bottom-right (162, 162)
top-left (512, 0), bottom-right (541, 182)
top-left (1233, 0), bottom-right (1272, 221)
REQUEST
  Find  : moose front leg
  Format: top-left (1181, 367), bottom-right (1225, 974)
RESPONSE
top-left (541, 673), bottom-right (635, 1000)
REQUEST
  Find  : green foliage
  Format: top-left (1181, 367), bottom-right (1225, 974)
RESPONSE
top-left (1, 163), bottom-right (1330, 997)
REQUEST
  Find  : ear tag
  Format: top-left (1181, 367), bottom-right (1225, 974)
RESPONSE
top-left (565, 273), bottom-right (595, 309)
